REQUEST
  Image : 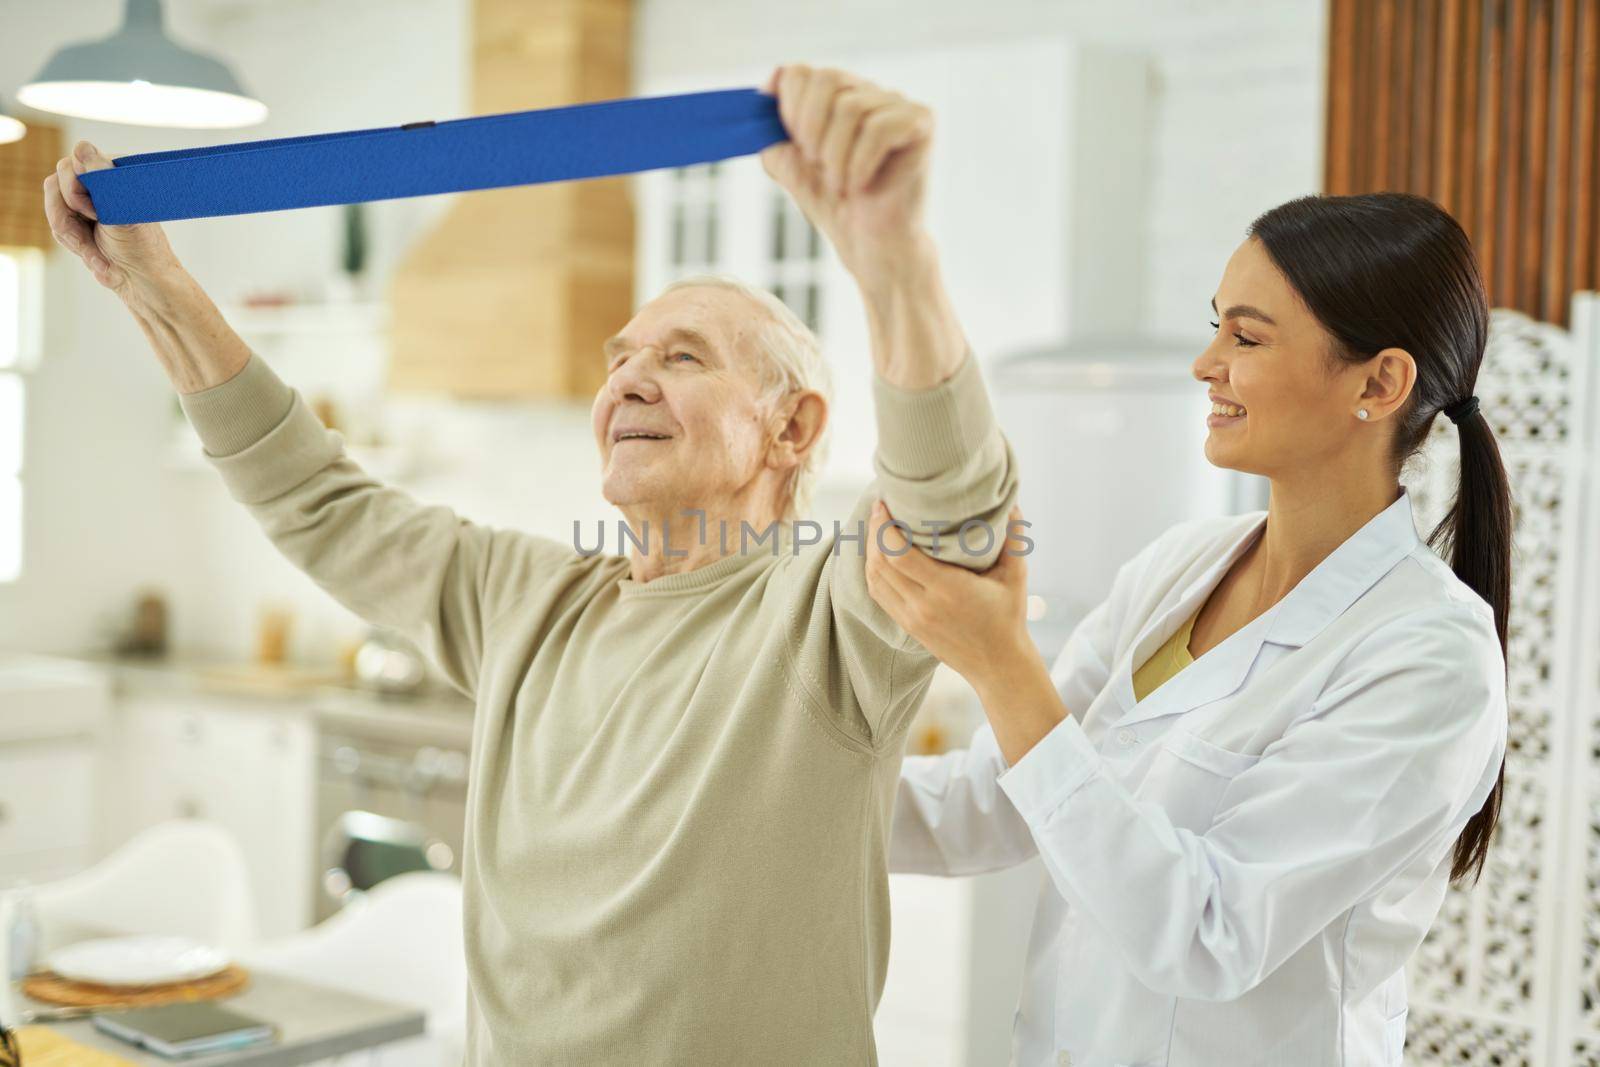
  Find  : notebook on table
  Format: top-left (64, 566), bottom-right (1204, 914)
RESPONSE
top-left (92, 1002), bottom-right (276, 1059)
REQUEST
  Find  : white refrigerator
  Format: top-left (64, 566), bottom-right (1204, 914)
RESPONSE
top-left (989, 338), bottom-right (1270, 656)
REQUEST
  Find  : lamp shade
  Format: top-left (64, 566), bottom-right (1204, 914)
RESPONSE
top-left (0, 112), bottom-right (24, 147)
top-left (18, 0), bottom-right (267, 129)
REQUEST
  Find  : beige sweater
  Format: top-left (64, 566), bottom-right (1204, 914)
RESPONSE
top-left (181, 350), bottom-right (1017, 1065)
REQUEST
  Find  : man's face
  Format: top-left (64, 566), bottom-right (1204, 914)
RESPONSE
top-left (591, 286), bottom-right (779, 519)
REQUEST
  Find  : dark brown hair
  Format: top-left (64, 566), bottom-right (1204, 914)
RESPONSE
top-left (1248, 192), bottom-right (1509, 886)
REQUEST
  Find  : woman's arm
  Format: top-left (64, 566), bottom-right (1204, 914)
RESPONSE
top-left (871, 500), bottom-right (1508, 1000)
top-left (891, 723), bottom-right (1038, 876)
top-left (994, 605), bottom-right (1505, 1000)
top-left (886, 546), bottom-right (1129, 874)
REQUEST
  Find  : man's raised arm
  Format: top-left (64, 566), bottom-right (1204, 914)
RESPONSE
top-left (762, 65), bottom-right (1015, 567)
top-left (761, 67), bottom-right (1019, 741)
top-left (45, 141), bottom-right (576, 697)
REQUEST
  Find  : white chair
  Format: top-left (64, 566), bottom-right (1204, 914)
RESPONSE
top-left (0, 820), bottom-right (260, 1030)
top-left (20, 819), bottom-right (259, 957)
top-left (240, 871), bottom-right (466, 1067)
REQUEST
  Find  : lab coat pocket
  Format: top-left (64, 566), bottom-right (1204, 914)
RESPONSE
top-left (1385, 1005), bottom-right (1409, 1063)
top-left (1140, 729), bottom-right (1261, 833)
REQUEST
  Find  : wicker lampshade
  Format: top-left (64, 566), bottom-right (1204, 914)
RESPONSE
top-left (0, 121), bottom-right (63, 250)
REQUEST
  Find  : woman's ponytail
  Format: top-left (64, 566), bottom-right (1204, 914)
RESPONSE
top-left (1425, 402), bottom-right (1513, 885)
top-left (1248, 192), bottom-right (1509, 887)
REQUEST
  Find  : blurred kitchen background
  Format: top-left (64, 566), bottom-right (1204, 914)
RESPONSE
top-left (0, 0), bottom-right (1597, 1064)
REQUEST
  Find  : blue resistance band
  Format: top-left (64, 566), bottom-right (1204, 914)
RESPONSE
top-left (80, 88), bottom-right (787, 225)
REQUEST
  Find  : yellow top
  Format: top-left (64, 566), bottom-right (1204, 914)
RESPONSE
top-left (1132, 606), bottom-right (1200, 703)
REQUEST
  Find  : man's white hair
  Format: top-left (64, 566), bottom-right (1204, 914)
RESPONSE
top-left (661, 273), bottom-right (832, 521)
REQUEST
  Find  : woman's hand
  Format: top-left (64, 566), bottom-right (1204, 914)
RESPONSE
top-left (43, 140), bottom-right (180, 296)
top-left (759, 64), bottom-right (933, 289)
top-left (865, 500), bottom-right (1036, 691)
top-left (867, 500), bottom-right (1071, 764)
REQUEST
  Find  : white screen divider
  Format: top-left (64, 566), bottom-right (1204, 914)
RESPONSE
top-left (1404, 293), bottom-right (1600, 1066)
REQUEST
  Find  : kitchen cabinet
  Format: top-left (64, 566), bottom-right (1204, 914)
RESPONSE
top-left (0, 656), bottom-right (109, 885)
top-left (0, 742), bottom-right (97, 885)
top-left (112, 694), bottom-right (316, 939)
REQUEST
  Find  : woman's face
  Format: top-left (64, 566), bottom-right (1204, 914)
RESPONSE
top-left (1191, 237), bottom-right (1374, 479)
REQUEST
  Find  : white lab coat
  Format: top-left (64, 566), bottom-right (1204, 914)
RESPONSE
top-left (891, 487), bottom-right (1506, 1067)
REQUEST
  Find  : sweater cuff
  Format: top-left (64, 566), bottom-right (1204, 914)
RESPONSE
top-left (178, 353), bottom-right (342, 505)
top-left (872, 348), bottom-right (995, 479)
top-left (178, 352), bottom-right (295, 458)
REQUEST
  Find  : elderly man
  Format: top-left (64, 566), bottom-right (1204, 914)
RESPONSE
top-left (46, 65), bottom-right (1018, 1064)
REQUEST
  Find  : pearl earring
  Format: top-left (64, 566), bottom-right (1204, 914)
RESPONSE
top-left (1356, 409), bottom-right (1369, 420)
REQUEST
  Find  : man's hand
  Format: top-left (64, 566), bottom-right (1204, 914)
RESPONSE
top-left (760, 65), bottom-right (933, 289)
top-left (43, 140), bottom-right (180, 297)
top-left (43, 139), bottom-right (248, 393)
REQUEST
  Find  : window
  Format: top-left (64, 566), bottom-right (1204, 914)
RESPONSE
top-left (667, 162), bottom-right (723, 279)
top-left (0, 246), bottom-right (43, 582)
top-left (767, 192), bottom-right (823, 333)
top-left (648, 156), bottom-right (824, 332)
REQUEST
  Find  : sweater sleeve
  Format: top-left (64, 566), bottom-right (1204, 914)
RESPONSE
top-left (179, 353), bottom-right (577, 697)
top-left (781, 349), bottom-right (1020, 746)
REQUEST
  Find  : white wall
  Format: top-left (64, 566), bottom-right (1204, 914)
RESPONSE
top-left (0, 0), bottom-right (1327, 668)
top-left (0, 0), bottom-right (473, 660)
top-left (0, 0), bottom-right (225, 655)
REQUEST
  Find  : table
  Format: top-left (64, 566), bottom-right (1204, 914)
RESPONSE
top-left (13, 969), bottom-right (426, 1066)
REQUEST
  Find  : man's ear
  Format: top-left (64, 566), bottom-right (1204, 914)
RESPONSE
top-left (767, 390), bottom-right (828, 470)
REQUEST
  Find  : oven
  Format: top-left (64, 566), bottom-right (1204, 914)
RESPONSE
top-left (312, 701), bottom-right (471, 922)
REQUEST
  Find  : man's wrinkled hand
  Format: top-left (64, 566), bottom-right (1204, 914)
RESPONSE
top-left (759, 64), bottom-right (933, 287)
top-left (43, 140), bottom-right (177, 295)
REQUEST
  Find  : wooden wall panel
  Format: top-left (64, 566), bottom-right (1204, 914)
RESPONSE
top-left (0, 122), bottom-right (61, 250)
top-left (1327, 0), bottom-right (1358, 193)
top-left (1581, 0), bottom-right (1593, 276)
top-left (388, 0), bottom-right (634, 400)
top-left (1544, 0), bottom-right (1577, 322)
top-left (1412, 0), bottom-right (1436, 193)
top-left (1326, 0), bottom-right (1600, 327)
top-left (1436, 0), bottom-right (1462, 213)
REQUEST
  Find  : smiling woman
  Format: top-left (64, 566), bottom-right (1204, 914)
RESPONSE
top-left (870, 190), bottom-right (1512, 1067)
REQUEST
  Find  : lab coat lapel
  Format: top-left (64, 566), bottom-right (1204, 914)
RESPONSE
top-left (1110, 515), bottom-right (1268, 726)
top-left (1109, 488), bottom-right (1423, 730)
top-left (1258, 487), bottom-right (1423, 647)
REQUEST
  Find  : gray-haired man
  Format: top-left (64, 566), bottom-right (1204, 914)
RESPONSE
top-left (46, 63), bottom-right (1018, 1064)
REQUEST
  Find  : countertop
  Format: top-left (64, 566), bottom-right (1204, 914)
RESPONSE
top-left (4, 652), bottom-right (474, 749)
